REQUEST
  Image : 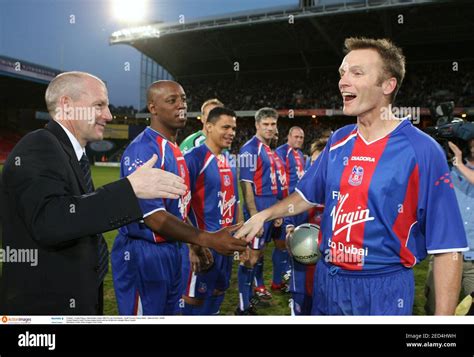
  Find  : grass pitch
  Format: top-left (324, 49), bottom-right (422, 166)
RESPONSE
top-left (91, 166), bottom-right (429, 315)
top-left (0, 164), bottom-right (429, 315)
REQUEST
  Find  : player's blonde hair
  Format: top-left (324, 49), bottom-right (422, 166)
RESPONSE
top-left (201, 98), bottom-right (224, 115)
top-left (344, 37), bottom-right (406, 102)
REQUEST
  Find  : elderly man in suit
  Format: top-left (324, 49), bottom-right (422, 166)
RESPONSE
top-left (0, 71), bottom-right (189, 315)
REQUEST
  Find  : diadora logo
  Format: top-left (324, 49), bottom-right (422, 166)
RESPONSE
top-left (351, 156), bottom-right (375, 162)
top-left (330, 192), bottom-right (375, 242)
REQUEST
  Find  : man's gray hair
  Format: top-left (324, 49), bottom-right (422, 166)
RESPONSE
top-left (45, 71), bottom-right (104, 115)
top-left (255, 107), bottom-right (278, 123)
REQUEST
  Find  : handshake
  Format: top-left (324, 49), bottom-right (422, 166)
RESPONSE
top-left (127, 155), bottom-right (299, 258)
top-left (126, 154), bottom-right (188, 199)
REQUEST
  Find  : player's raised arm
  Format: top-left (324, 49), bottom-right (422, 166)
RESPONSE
top-left (234, 191), bottom-right (313, 242)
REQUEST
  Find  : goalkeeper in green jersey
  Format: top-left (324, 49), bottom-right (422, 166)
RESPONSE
top-left (180, 98), bottom-right (223, 154)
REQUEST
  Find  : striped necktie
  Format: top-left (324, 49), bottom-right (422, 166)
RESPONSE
top-left (79, 153), bottom-right (109, 286)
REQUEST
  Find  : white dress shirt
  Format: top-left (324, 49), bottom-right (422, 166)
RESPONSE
top-left (56, 121), bottom-right (86, 161)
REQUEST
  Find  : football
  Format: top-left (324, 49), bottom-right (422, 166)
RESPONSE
top-left (287, 223), bottom-right (321, 265)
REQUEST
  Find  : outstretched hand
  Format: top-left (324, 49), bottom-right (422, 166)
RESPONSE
top-left (234, 213), bottom-right (266, 242)
top-left (205, 222), bottom-right (247, 256)
top-left (128, 154), bottom-right (188, 199)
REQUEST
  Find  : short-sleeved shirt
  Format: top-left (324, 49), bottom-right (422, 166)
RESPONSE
top-left (119, 127), bottom-right (191, 243)
top-left (180, 130), bottom-right (206, 154)
top-left (239, 136), bottom-right (278, 197)
top-left (273, 151), bottom-right (289, 200)
top-left (184, 144), bottom-right (239, 232)
top-left (276, 143), bottom-right (306, 193)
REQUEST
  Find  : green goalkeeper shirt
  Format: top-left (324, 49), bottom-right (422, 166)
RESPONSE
top-left (180, 130), bottom-right (206, 154)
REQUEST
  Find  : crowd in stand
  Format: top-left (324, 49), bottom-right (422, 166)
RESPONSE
top-left (181, 62), bottom-right (474, 112)
top-left (175, 62), bottom-right (474, 155)
top-left (177, 114), bottom-right (352, 156)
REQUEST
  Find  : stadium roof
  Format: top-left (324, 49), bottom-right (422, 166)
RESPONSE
top-left (110, 0), bottom-right (473, 79)
top-left (0, 55), bottom-right (61, 84)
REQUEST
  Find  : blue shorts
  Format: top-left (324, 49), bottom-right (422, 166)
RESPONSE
top-left (243, 195), bottom-right (277, 250)
top-left (111, 233), bottom-right (182, 315)
top-left (272, 224), bottom-right (287, 241)
top-left (312, 260), bottom-right (414, 315)
top-left (181, 245), bottom-right (233, 299)
top-left (291, 292), bottom-right (313, 316)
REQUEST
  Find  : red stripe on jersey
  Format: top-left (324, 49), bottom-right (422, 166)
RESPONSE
top-left (217, 155), bottom-right (236, 228)
top-left (305, 264), bottom-right (316, 296)
top-left (153, 135), bottom-right (167, 243)
top-left (133, 290), bottom-right (140, 315)
top-left (285, 147), bottom-right (292, 188)
top-left (170, 143), bottom-right (191, 220)
top-left (308, 205), bottom-right (324, 226)
top-left (292, 149), bottom-right (305, 180)
top-left (192, 152), bottom-right (211, 230)
top-left (330, 135), bottom-right (388, 270)
top-left (153, 137), bottom-right (191, 243)
top-left (155, 135), bottom-right (165, 169)
top-left (262, 144), bottom-right (278, 196)
top-left (392, 164), bottom-right (419, 267)
top-left (254, 143), bottom-right (263, 195)
top-left (274, 153), bottom-right (289, 198)
top-left (185, 267), bottom-right (194, 296)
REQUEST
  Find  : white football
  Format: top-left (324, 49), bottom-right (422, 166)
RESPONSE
top-left (288, 223), bottom-right (320, 265)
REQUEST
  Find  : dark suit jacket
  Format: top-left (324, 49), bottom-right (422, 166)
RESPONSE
top-left (0, 120), bottom-right (142, 315)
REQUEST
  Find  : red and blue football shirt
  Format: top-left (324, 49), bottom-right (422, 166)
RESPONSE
top-left (273, 151), bottom-right (289, 200)
top-left (118, 127), bottom-right (191, 243)
top-left (239, 136), bottom-right (278, 197)
top-left (184, 144), bottom-right (239, 232)
top-left (276, 143), bottom-right (306, 193)
top-left (296, 120), bottom-right (468, 271)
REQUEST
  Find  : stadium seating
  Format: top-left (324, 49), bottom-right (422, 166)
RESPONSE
top-left (0, 129), bottom-right (22, 164)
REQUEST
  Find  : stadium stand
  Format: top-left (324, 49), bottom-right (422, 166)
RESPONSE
top-left (0, 129), bottom-right (22, 164)
top-left (181, 62), bottom-right (474, 113)
top-left (110, 0), bottom-right (474, 160)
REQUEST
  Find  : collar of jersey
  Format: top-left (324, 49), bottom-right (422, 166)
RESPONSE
top-left (254, 135), bottom-right (270, 148)
top-left (203, 143), bottom-right (230, 163)
top-left (146, 126), bottom-right (179, 148)
top-left (356, 119), bottom-right (409, 146)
